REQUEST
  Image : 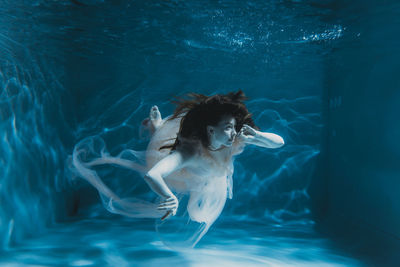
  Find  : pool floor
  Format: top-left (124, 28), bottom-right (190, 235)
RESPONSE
top-left (1, 216), bottom-right (365, 267)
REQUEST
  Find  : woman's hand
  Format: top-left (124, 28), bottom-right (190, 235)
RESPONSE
top-left (238, 124), bottom-right (284, 148)
top-left (237, 124), bottom-right (258, 142)
top-left (158, 195), bottom-right (179, 220)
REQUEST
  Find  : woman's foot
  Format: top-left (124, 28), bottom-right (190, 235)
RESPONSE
top-left (140, 106), bottom-right (163, 138)
top-left (150, 105), bottom-right (163, 130)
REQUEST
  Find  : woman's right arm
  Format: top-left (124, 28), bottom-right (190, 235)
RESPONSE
top-left (144, 151), bottom-right (188, 218)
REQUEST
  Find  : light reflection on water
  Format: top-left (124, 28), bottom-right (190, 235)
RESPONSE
top-left (1, 217), bottom-right (364, 267)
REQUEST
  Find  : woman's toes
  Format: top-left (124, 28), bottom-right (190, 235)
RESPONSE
top-left (150, 106), bottom-right (161, 120)
top-left (149, 105), bottom-right (162, 129)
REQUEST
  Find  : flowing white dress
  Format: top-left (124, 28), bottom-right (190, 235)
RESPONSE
top-left (70, 115), bottom-right (241, 247)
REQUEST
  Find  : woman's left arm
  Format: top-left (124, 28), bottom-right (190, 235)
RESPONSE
top-left (237, 124), bottom-right (284, 149)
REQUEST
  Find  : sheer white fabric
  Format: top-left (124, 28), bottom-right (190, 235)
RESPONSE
top-left (70, 115), bottom-right (237, 247)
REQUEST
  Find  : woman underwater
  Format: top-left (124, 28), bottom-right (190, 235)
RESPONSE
top-left (71, 90), bottom-right (284, 246)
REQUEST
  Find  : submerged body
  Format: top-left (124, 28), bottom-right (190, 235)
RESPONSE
top-left (141, 103), bottom-right (283, 244)
top-left (71, 91), bottom-right (284, 247)
top-left (145, 113), bottom-right (236, 227)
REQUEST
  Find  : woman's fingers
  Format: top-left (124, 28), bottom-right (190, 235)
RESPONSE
top-left (164, 197), bottom-right (176, 202)
top-left (158, 199), bottom-right (176, 205)
top-left (157, 196), bottom-right (178, 213)
top-left (157, 205), bottom-right (176, 210)
top-left (241, 124), bottom-right (256, 136)
top-left (158, 203), bottom-right (175, 208)
top-left (238, 128), bottom-right (249, 137)
top-left (157, 202), bottom-right (177, 209)
top-left (240, 125), bottom-right (249, 134)
top-left (158, 202), bottom-right (175, 207)
top-left (158, 198), bottom-right (177, 206)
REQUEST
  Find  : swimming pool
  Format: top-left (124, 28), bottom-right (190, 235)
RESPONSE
top-left (0, 0), bottom-right (398, 266)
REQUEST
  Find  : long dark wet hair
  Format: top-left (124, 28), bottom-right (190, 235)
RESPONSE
top-left (160, 90), bottom-right (258, 151)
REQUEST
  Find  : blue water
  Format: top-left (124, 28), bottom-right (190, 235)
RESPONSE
top-left (0, 0), bottom-right (382, 265)
top-left (2, 217), bottom-right (362, 267)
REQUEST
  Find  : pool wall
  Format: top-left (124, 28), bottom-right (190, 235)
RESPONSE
top-left (310, 0), bottom-right (400, 264)
top-left (1, 1), bottom-right (399, 265)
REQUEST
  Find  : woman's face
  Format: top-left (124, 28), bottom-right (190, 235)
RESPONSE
top-left (207, 116), bottom-right (237, 149)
